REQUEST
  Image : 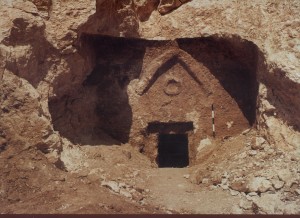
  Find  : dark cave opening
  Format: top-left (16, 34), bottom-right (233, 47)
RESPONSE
top-left (157, 134), bottom-right (189, 168)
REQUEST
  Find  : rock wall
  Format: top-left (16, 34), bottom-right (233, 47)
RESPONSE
top-left (0, 0), bottom-right (299, 166)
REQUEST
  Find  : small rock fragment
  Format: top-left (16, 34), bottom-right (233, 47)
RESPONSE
top-left (230, 189), bottom-right (240, 196)
top-left (120, 189), bottom-right (132, 198)
top-left (294, 189), bottom-right (300, 195)
top-left (222, 172), bottom-right (230, 179)
top-left (247, 177), bottom-right (272, 193)
top-left (245, 142), bottom-right (251, 147)
top-left (277, 169), bottom-right (294, 187)
top-left (118, 182), bottom-right (126, 188)
top-left (246, 194), bottom-right (259, 202)
top-left (290, 155), bottom-right (299, 161)
top-left (230, 179), bottom-right (248, 192)
top-left (248, 192), bottom-right (258, 197)
top-left (242, 128), bottom-right (251, 135)
top-left (248, 150), bottom-right (257, 156)
top-left (231, 205), bottom-right (243, 214)
top-left (271, 179), bottom-right (285, 190)
top-left (133, 171), bottom-right (139, 177)
top-left (101, 181), bottom-right (120, 193)
top-left (239, 199), bottom-right (252, 210)
top-left (238, 152), bottom-right (247, 159)
top-left (267, 148), bottom-right (275, 155)
top-left (136, 187), bottom-right (144, 193)
top-left (209, 185), bottom-right (218, 190)
top-left (132, 191), bottom-right (144, 201)
top-left (197, 138), bottom-right (212, 152)
top-left (183, 174), bottom-right (190, 179)
top-left (226, 121), bottom-right (234, 129)
top-left (283, 202), bottom-right (300, 214)
top-left (220, 184), bottom-right (229, 190)
top-left (202, 178), bottom-right (209, 184)
top-left (251, 137), bottom-right (266, 150)
top-left (211, 174), bottom-right (222, 185)
top-left (252, 193), bottom-right (284, 214)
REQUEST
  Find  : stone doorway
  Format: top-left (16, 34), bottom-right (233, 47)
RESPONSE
top-left (157, 134), bottom-right (189, 168)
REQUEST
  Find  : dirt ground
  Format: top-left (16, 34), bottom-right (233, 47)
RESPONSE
top-left (0, 157), bottom-right (239, 214)
top-left (0, 128), bottom-right (299, 214)
top-left (144, 168), bottom-right (240, 213)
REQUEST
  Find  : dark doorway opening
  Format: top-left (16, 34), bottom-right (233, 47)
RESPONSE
top-left (158, 134), bottom-right (189, 168)
top-left (147, 121), bottom-right (193, 134)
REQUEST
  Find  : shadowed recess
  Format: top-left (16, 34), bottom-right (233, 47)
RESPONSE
top-left (158, 134), bottom-right (189, 168)
top-left (177, 37), bottom-right (259, 126)
top-left (147, 122), bottom-right (194, 134)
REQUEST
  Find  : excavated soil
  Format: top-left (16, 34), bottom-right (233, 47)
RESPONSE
top-left (1, 128), bottom-right (299, 214)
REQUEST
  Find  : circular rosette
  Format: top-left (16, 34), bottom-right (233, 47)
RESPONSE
top-left (164, 78), bottom-right (182, 96)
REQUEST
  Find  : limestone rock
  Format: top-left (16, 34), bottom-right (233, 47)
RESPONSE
top-left (239, 199), bottom-right (252, 210)
top-left (251, 137), bottom-right (266, 150)
top-left (238, 152), bottom-right (247, 160)
top-left (246, 194), bottom-right (260, 202)
top-left (230, 189), bottom-right (240, 196)
top-left (13, 1), bottom-right (39, 15)
top-left (120, 189), bottom-right (132, 199)
top-left (0, 0), bottom-right (300, 214)
top-left (190, 169), bottom-right (211, 185)
top-left (248, 150), bottom-right (257, 156)
top-left (158, 0), bottom-right (190, 15)
top-left (282, 202), bottom-right (300, 214)
top-left (220, 184), bottom-right (229, 190)
top-left (231, 205), bottom-right (243, 214)
top-left (202, 178), bottom-right (209, 184)
top-left (229, 179), bottom-right (248, 193)
top-left (101, 181), bottom-right (120, 193)
top-left (248, 192), bottom-right (258, 197)
top-left (266, 148), bottom-right (275, 156)
top-left (131, 191), bottom-right (144, 201)
top-left (252, 193), bottom-right (284, 214)
top-left (247, 177), bottom-right (273, 193)
top-left (183, 174), bottom-right (190, 179)
top-left (211, 174), bottom-right (222, 185)
top-left (197, 138), bottom-right (212, 152)
top-left (277, 169), bottom-right (294, 187)
top-left (271, 179), bottom-right (285, 190)
top-left (242, 128), bottom-right (251, 135)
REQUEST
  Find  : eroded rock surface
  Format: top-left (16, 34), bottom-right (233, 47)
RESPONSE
top-left (0, 0), bottom-right (299, 214)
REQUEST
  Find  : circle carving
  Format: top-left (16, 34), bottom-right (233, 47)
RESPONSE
top-left (164, 79), bottom-right (182, 96)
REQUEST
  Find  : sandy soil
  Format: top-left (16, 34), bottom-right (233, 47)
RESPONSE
top-left (145, 168), bottom-right (240, 213)
top-left (1, 129), bottom-right (299, 214)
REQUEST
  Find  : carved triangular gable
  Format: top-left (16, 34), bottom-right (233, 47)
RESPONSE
top-left (136, 48), bottom-right (213, 96)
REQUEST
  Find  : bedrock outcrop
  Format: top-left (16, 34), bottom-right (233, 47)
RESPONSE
top-left (0, 1), bottom-right (299, 213)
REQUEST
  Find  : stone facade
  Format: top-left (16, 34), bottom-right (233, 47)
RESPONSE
top-left (127, 42), bottom-right (255, 164)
